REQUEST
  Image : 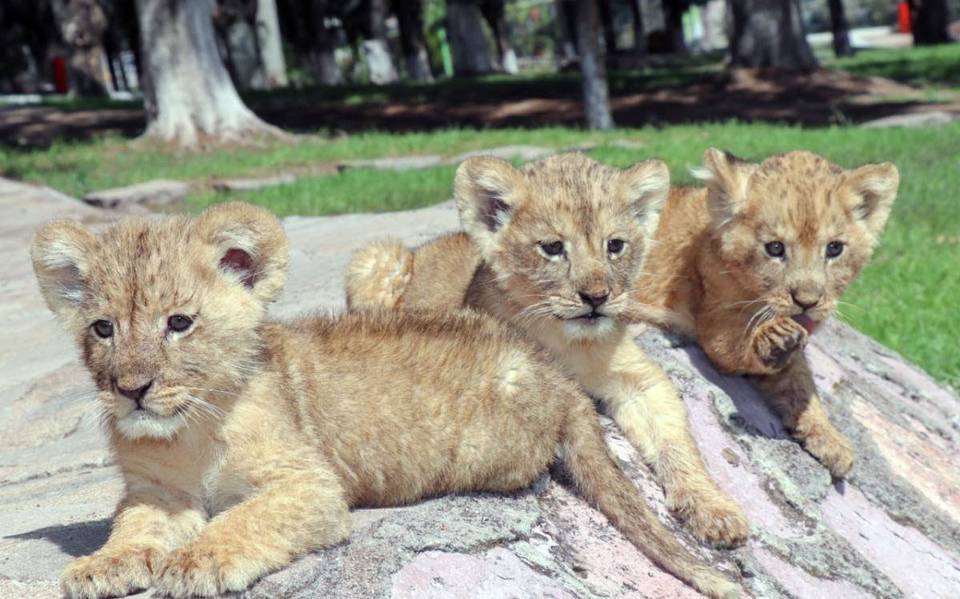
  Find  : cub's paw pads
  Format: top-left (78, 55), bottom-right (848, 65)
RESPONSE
top-left (155, 545), bottom-right (252, 598)
top-left (804, 429), bottom-right (855, 479)
top-left (61, 547), bottom-right (161, 599)
top-left (671, 493), bottom-right (750, 548)
top-left (754, 318), bottom-right (808, 370)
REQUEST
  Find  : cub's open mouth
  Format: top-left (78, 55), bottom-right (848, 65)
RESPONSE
top-left (792, 314), bottom-right (817, 334)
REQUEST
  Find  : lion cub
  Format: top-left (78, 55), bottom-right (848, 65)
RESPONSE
top-left (347, 153), bottom-right (750, 548)
top-left (32, 202), bottom-right (735, 599)
top-left (635, 149), bottom-right (899, 478)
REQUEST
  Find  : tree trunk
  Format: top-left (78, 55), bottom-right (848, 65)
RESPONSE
top-left (446, 0), bottom-right (494, 76)
top-left (628, 0), bottom-right (646, 57)
top-left (827, 0), bottom-right (854, 57)
top-left (394, 0), bottom-right (434, 82)
top-left (480, 0), bottom-right (518, 74)
top-left (574, 0), bottom-right (613, 129)
top-left (660, 0), bottom-right (687, 54)
top-left (597, 0), bottom-right (617, 55)
top-left (134, 0), bottom-right (288, 148)
top-left (306, 0), bottom-right (344, 85)
top-left (255, 0), bottom-right (288, 87)
top-left (727, 0), bottom-right (817, 70)
top-left (363, 0), bottom-right (399, 84)
top-left (553, 0), bottom-right (578, 68)
top-left (699, 0), bottom-right (726, 51)
top-left (51, 0), bottom-right (112, 96)
top-left (909, 0), bottom-right (952, 45)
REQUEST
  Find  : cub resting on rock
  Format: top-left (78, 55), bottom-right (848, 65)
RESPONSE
top-left (635, 149), bottom-right (899, 478)
top-left (31, 202), bottom-right (736, 599)
top-left (346, 153), bottom-right (750, 548)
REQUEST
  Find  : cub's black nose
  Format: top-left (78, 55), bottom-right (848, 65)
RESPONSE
top-left (791, 291), bottom-right (821, 311)
top-left (117, 381), bottom-right (153, 407)
top-left (579, 291), bottom-right (609, 308)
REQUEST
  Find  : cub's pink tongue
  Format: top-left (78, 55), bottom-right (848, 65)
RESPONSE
top-left (792, 314), bottom-right (817, 334)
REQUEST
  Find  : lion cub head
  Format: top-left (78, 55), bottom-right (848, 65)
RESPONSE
top-left (456, 152), bottom-right (669, 340)
top-left (31, 202), bottom-right (287, 441)
top-left (697, 148), bottom-right (899, 330)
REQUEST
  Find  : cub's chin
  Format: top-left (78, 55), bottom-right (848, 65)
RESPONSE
top-left (115, 409), bottom-right (187, 441)
top-left (561, 315), bottom-right (617, 340)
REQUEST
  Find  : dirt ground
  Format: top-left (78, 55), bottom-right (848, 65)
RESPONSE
top-left (2, 69), bottom-right (957, 147)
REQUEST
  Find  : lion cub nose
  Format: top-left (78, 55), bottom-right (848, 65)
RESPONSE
top-left (579, 290), bottom-right (610, 308)
top-left (791, 290), bottom-right (822, 311)
top-left (116, 380), bottom-right (153, 407)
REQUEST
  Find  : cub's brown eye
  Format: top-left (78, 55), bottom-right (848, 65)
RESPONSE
top-left (92, 320), bottom-right (113, 339)
top-left (168, 314), bottom-right (193, 333)
top-left (764, 241), bottom-right (785, 258)
top-left (607, 239), bottom-right (625, 254)
top-left (539, 240), bottom-right (565, 257)
top-left (826, 240), bottom-right (844, 258)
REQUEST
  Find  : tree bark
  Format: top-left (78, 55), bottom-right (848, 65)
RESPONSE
top-left (699, 0), bottom-right (726, 51)
top-left (660, 0), bottom-right (687, 54)
top-left (827, 0), bottom-right (854, 57)
top-left (446, 0), bottom-right (494, 76)
top-left (362, 0), bottom-right (399, 84)
top-left (553, 0), bottom-right (578, 67)
top-left (574, 0), bottom-right (613, 129)
top-left (480, 0), bottom-right (518, 74)
top-left (597, 0), bottom-right (617, 55)
top-left (305, 0), bottom-right (344, 85)
top-left (628, 0), bottom-right (646, 57)
top-left (727, 0), bottom-right (817, 70)
top-left (51, 0), bottom-right (112, 95)
top-left (135, 0), bottom-right (288, 148)
top-left (255, 0), bottom-right (288, 87)
top-left (394, 0), bottom-right (434, 81)
top-left (909, 0), bottom-right (952, 45)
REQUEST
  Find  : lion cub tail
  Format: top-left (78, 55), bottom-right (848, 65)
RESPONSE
top-left (345, 239), bottom-right (414, 311)
top-left (560, 397), bottom-right (739, 599)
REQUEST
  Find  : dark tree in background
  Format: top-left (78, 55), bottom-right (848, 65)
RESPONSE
top-left (480, 0), bottom-right (518, 74)
top-left (909, 0), bottom-right (951, 45)
top-left (659, 0), bottom-right (687, 53)
top-left (597, 0), bottom-right (617, 55)
top-left (728, 0), bottom-right (817, 70)
top-left (394, 0), bottom-right (433, 81)
top-left (827, 0), bottom-right (854, 57)
top-left (447, 0), bottom-right (494, 75)
top-left (574, 0), bottom-right (613, 129)
top-left (135, 0), bottom-right (287, 147)
top-left (51, 0), bottom-right (111, 95)
top-left (627, 0), bottom-right (645, 56)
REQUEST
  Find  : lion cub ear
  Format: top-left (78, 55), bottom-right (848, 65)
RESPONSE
top-left (842, 162), bottom-right (899, 237)
top-left (193, 202), bottom-right (289, 304)
top-left (454, 156), bottom-right (526, 258)
top-left (695, 148), bottom-right (757, 223)
top-left (31, 220), bottom-right (97, 324)
top-left (618, 159), bottom-right (669, 236)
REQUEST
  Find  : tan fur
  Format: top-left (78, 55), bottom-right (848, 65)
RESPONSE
top-left (346, 153), bottom-right (750, 548)
top-left (32, 202), bottom-right (737, 599)
top-left (635, 149), bottom-right (899, 477)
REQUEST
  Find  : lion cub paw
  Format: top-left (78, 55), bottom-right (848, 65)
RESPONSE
top-left (803, 427), bottom-right (855, 479)
top-left (154, 543), bottom-right (255, 598)
top-left (753, 317), bottom-right (808, 371)
top-left (61, 546), bottom-right (162, 599)
top-left (668, 491), bottom-right (750, 548)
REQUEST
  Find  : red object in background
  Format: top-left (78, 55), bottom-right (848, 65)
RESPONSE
top-left (897, 1), bottom-right (912, 34)
top-left (52, 56), bottom-right (69, 94)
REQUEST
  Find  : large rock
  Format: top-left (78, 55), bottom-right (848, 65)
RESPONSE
top-left (1, 178), bottom-right (957, 598)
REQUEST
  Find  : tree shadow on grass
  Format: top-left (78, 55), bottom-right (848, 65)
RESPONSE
top-left (6, 518), bottom-right (111, 557)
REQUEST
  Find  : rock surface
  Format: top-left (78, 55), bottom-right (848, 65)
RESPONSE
top-left (1, 178), bottom-right (958, 599)
top-left (82, 179), bottom-right (190, 212)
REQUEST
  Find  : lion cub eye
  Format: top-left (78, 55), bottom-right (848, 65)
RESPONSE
top-left (167, 314), bottom-right (194, 333)
top-left (764, 241), bottom-right (786, 258)
top-left (92, 320), bottom-right (114, 339)
top-left (607, 239), bottom-right (625, 255)
top-left (826, 240), bottom-right (844, 258)
top-left (538, 240), bottom-right (565, 258)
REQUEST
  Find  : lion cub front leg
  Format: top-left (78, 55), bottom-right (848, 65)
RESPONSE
top-left (752, 352), bottom-right (855, 478)
top-left (154, 460), bottom-right (352, 598)
top-left (750, 316), bottom-right (808, 374)
top-left (585, 339), bottom-right (749, 547)
top-left (61, 483), bottom-right (205, 599)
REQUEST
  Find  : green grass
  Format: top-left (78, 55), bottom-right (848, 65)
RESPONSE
top-left (826, 44), bottom-right (960, 89)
